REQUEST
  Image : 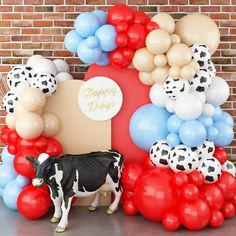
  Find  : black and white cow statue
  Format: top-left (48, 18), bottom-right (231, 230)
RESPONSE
top-left (26, 150), bottom-right (124, 233)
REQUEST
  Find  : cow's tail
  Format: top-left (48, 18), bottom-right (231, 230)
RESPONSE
top-left (109, 149), bottom-right (124, 170)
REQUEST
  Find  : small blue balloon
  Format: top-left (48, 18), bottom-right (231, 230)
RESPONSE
top-left (92, 10), bottom-right (107, 25)
top-left (167, 114), bottom-right (184, 133)
top-left (214, 121), bottom-right (234, 147)
top-left (179, 120), bottom-right (207, 147)
top-left (75, 12), bottom-right (100, 38)
top-left (197, 115), bottom-right (213, 127)
top-left (77, 40), bottom-right (102, 64)
top-left (86, 36), bottom-right (99, 49)
top-left (95, 24), bottom-right (117, 52)
top-left (166, 133), bottom-right (180, 147)
top-left (3, 180), bottom-right (22, 210)
top-left (96, 52), bottom-right (110, 66)
top-left (0, 164), bottom-right (17, 189)
top-left (219, 111), bottom-right (234, 128)
top-left (1, 146), bottom-right (15, 164)
top-left (212, 106), bottom-right (222, 121)
top-left (129, 104), bottom-right (171, 151)
top-left (64, 30), bottom-right (84, 53)
top-left (207, 126), bottom-right (219, 141)
top-left (15, 175), bottom-right (30, 188)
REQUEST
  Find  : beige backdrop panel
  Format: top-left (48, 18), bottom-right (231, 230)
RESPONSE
top-left (44, 80), bottom-right (111, 206)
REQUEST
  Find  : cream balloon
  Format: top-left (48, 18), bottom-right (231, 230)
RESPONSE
top-left (175, 14), bottom-right (220, 55)
top-left (14, 102), bottom-right (28, 115)
top-left (42, 112), bottom-right (60, 138)
top-left (16, 112), bottom-right (44, 139)
top-left (6, 113), bottom-right (17, 130)
top-left (19, 87), bottom-right (46, 112)
top-left (166, 43), bottom-right (192, 67)
top-left (26, 55), bottom-right (44, 68)
top-left (169, 66), bottom-right (181, 79)
top-left (154, 55), bottom-right (167, 67)
top-left (170, 34), bottom-right (181, 44)
top-left (151, 66), bottom-right (169, 84)
top-left (151, 13), bottom-right (175, 34)
top-left (188, 60), bottom-right (200, 73)
top-left (181, 66), bottom-right (196, 80)
top-left (132, 48), bottom-right (155, 72)
top-left (146, 29), bottom-right (171, 55)
top-left (138, 72), bottom-right (154, 86)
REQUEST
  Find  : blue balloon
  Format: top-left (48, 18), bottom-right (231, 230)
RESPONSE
top-left (15, 175), bottom-right (30, 188)
top-left (95, 24), bottom-right (117, 52)
top-left (167, 114), bottom-right (184, 133)
top-left (197, 115), bottom-right (213, 127)
top-left (75, 12), bottom-right (100, 38)
top-left (92, 10), bottom-right (107, 25)
top-left (207, 126), bottom-right (219, 141)
top-left (0, 164), bottom-right (17, 189)
top-left (166, 133), bottom-right (180, 147)
top-left (0, 187), bottom-right (3, 197)
top-left (96, 52), bottom-right (109, 66)
top-left (1, 146), bottom-right (14, 164)
top-left (86, 36), bottom-right (99, 48)
top-left (129, 104), bottom-right (170, 151)
top-left (77, 40), bottom-right (102, 64)
top-left (214, 121), bottom-right (234, 147)
top-left (179, 120), bottom-right (207, 147)
top-left (212, 106), bottom-right (222, 121)
top-left (3, 180), bottom-right (22, 210)
top-left (219, 112), bottom-right (234, 128)
top-left (64, 30), bottom-right (84, 53)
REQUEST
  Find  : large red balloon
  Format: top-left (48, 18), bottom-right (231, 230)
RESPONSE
top-left (213, 147), bottom-right (228, 164)
top-left (134, 168), bottom-right (177, 221)
top-left (216, 172), bottom-right (236, 201)
top-left (178, 198), bottom-right (211, 230)
top-left (45, 138), bottom-right (63, 156)
top-left (231, 195), bottom-right (236, 208)
top-left (127, 24), bottom-right (147, 49)
top-left (85, 65), bottom-right (150, 164)
top-left (17, 184), bottom-right (51, 220)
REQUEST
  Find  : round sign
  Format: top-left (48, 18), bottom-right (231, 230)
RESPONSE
top-left (78, 76), bottom-right (123, 121)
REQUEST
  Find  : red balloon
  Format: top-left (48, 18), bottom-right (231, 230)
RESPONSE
top-left (17, 184), bottom-right (51, 220)
top-left (8, 143), bottom-right (18, 155)
top-left (134, 168), bottom-right (177, 221)
top-left (14, 149), bottom-right (41, 178)
top-left (178, 198), bottom-right (211, 230)
top-left (146, 21), bottom-right (159, 32)
top-left (134, 11), bottom-right (149, 25)
top-left (34, 136), bottom-right (48, 152)
top-left (209, 210), bottom-right (224, 228)
top-left (216, 172), bottom-right (236, 201)
top-left (116, 34), bottom-right (128, 48)
top-left (213, 147), bottom-right (228, 164)
top-left (122, 189), bottom-right (134, 201)
top-left (45, 138), bottom-right (63, 156)
top-left (123, 200), bottom-right (138, 216)
top-left (221, 202), bottom-right (236, 219)
top-left (108, 4), bottom-right (134, 26)
top-left (231, 195), bottom-right (236, 208)
top-left (127, 24), bottom-right (147, 49)
top-left (143, 154), bottom-right (155, 170)
top-left (162, 212), bottom-right (181, 231)
top-left (8, 130), bottom-right (19, 144)
top-left (122, 47), bottom-right (135, 61)
top-left (181, 184), bottom-right (199, 202)
top-left (173, 172), bottom-right (189, 189)
top-left (188, 171), bottom-right (204, 187)
top-left (109, 48), bottom-right (131, 69)
top-left (121, 163), bottom-right (143, 191)
top-left (200, 184), bottom-right (224, 210)
top-left (115, 21), bottom-right (129, 33)
top-left (17, 138), bottom-right (34, 151)
top-left (1, 125), bottom-right (10, 144)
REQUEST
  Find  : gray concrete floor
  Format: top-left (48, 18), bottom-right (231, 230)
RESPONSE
top-left (0, 200), bottom-right (236, 236)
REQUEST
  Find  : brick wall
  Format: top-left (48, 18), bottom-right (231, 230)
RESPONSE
top-left (0, 0), bottom-right (235, 161)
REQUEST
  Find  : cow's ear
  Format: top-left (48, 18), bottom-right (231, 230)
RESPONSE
top-left (26, 156), bottom-right (36, 163)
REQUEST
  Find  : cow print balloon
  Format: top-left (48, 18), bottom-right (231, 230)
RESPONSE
top-left (195, 140), bottom-right (215, 161)
top-left (150, 140), bottom-right (171, 168)
top-left (190, 44), bottom-right (211, 68)
top-left (164, 77), bottom-right (190, 100)
top-left (198, 156), bottom-right (222, 183)
top-left (205, 60), bottom-right (216, 78)
top-left (168, 145), bottom-right (199, 173)
top-left (30, 73), bottom-right (58, 97)
top-left (7, 65), bottom-right (33, 89)
top-left (222, 160), bottom-right (236, 178)
top-left (3, 91), bottom-right (18, 113)
top-left (189, 69), bottom-right (212, 92)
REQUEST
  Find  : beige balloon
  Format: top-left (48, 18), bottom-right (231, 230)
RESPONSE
top-left (151, 66), bottom-right (170, 84)
top-left (181, 66), bottom-right (196, 80)
top-left (42, 112), bottom-right (60, 138)
top-left (6, 113), bottom-right (17, 130)
top-left (188, 60), bottom-right (200, 73)
top-left (14, 101), bottom-right (28, 115)
top-left (138, 72), bottom-right (154, 86)
top-left (19, 87), bottom-right (46, 112)
top-left (132, 48), bottom-right (155, 72)
top-left (166, 43), bottom-right (192, 67)
top-left (170, 34), bottom-right (181, 44)
top-left (151, 13), bottom-right (175, 34)
top-left (154, 55), bottom-right (167, 67)
top-left (169, 66), bottom-right (181, 79)
top-left (146, 29), bottom-right (171, 55)
top-left (175, 14), bottom-right (220, 55)
top-left (16, 112), bottom-right (44, 140)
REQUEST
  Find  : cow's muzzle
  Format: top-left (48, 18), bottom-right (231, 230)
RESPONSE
top-left (32, 178), bottom-right (44, 187)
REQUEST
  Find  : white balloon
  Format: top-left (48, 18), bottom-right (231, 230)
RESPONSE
top-left (55, 72), bottom-right (73, 83)
top-left (32, 58), bottom-right (58, 76)
top-left (222, 160), bottom-right (236, 178)
top-left (190, 90), bottom-right (206, 104)
top-left (149, 84), bottom-right (168, 107)
top-left (166, 99), bottom-right (175, 113)
top-left (206, 76), bottom-right (229, 105)
top-left (53, 59), bottom-right (70, 73)
top-left (27, 55), bottom-right (44, 68)
top-left (175, 93), bottom-right (203, 120)
top-left (203, 103), bottom-right (215, 117)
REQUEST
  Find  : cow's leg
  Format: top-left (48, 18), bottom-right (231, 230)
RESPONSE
top-left (56, 196), bottom-right (73, 233)
top-left (106, 184), bottom-right (122, 215)
top-left (51, 197), bottom-right (62, 223)
top-left (88, 192), bottom-right (100, 212)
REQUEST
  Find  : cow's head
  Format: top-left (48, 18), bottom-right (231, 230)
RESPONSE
top-left (26, 153), bottom-right (54, 187)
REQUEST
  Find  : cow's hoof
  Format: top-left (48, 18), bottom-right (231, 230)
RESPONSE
top-left (88, 205), bottom-right (97, 212)
top-left (50, 216), bottom-right (61, 223)
top-left (55, 226), bottom-right (66, 233)
top-left (106, 208), bottom-right (115, 215)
